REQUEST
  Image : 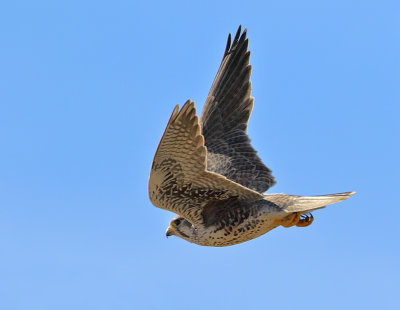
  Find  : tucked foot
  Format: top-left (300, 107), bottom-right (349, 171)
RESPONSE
top-left (275, 212), bottom-right (301, 228)
top-left (275, 212), bottom-right (314, 228)
top-left (296, 213), bottom-right (314, 227)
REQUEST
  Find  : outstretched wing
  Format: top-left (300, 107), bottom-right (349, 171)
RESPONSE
top-left (200, 26), bottom-right (276, 193)
top-left (149, 100), bottom-right (263, 225)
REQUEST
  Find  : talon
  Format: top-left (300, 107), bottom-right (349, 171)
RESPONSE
top-left (296, 213), bottom-right (314, 227)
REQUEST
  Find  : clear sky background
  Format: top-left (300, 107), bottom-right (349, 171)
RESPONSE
top-left (1, 1), bottom-right (399, 309)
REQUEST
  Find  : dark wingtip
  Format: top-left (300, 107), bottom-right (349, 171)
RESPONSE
top-left (224, 33), bottom-right (232, 56)
top-left (233, 25), bottom-right (242, 46)
top-left (236, 25), bottom-right (242, 37)
top-left (221, 25), bottom-right (248, 58)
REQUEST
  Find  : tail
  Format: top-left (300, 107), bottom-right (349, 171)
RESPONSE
top-left (286, 191), bottom-right (356, 213)
top-left (265, 191), bottom-right (356, 213)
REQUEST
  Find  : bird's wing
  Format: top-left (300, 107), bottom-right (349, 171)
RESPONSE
top-left (149, 100), bottom-right (263, 225)
top-left (200, 26), bottom-right (276, 193)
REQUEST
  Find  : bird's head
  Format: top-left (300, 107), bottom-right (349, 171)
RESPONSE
top-left (166, 216), bottom-right (194, 241)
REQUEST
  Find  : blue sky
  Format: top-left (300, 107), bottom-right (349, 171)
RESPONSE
top-left (1, 1), bottom-right (399, 309)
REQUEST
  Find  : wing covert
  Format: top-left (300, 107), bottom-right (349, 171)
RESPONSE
top-left (149, 100), bottom-right (263, 225)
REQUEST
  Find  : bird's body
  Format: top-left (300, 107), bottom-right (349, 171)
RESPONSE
top-left (169, 198), bottom-right (286, 247)
top-left (170, 200), bottom-right (278, 247)
top-left (148, 26), bottom-right (355, 247)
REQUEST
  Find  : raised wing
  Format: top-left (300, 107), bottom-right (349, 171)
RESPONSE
top-left (149, 100), bottom-right (263, 225)
top-left (200, 26), bottom-right (276, 193)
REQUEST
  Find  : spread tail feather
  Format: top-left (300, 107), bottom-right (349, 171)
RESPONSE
top-left (286, 191), bottom-right (356, 213)
top-left (264, 191), bottom-right (356, 213)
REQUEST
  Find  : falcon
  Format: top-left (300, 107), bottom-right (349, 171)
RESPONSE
top-left (148, 26), bottom-right (355, 247)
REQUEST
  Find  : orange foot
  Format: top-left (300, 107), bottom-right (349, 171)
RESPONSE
top-left (296, 213), bottom-right (314, 227)
top-left (275, 212), bottom-right (314, 228)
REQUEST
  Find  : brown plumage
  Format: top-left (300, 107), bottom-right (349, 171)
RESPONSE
top-left (148, 26), bottom-right (355, 247)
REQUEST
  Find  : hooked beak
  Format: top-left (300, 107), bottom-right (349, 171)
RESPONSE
top-left (166, 226), bottom-right (175, 238)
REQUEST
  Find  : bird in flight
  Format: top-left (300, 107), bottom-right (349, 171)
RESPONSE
top-left (148, 26), bottom-right (355, 247)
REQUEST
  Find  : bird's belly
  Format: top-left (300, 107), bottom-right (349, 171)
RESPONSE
top-left (195, 215), bottom-right (280, 247)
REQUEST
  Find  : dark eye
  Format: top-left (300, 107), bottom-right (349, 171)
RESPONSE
top-left (174, 219), bottom-right (181, 226)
